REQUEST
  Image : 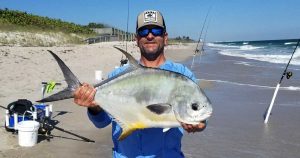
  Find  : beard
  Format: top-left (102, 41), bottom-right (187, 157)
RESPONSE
top-left (140, 43), bottom-right (164, 61)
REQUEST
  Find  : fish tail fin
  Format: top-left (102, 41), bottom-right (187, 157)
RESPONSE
top-left (37, 50), bottom-right (81, 102)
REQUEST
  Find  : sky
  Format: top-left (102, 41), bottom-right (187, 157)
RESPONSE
top-left (1, 0), bottom-right (300, 42)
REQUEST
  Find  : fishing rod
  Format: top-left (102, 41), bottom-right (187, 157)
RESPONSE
top-left (191, 5), bottom-right (212, 69)
top-left (49, 124), bottom-right (95, 143)
top-left (120, 0), bottom-right (130, 67)
top-left (264, 39), bottom-right (300, 124)
top-left (40, 120), bottom-right (95, 143)
top-left (196, 15), bottom-right (212, 67)
top-left (0, 105), bottom-right (8, 110)
top-left (125, 0), bottom-right (130, 53)
top-left (202, 16), bottom-right (211, 53)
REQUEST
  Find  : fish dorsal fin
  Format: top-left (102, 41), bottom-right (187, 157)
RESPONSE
top-left (146, 103), bottom-right (172, 115)
top-left (113, 46), bottom-right (141, 68)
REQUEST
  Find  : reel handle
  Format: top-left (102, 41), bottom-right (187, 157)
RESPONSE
top-left (41, 82), bottom-right (62, 85)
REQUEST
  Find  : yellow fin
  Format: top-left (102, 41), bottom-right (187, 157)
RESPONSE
top-left (118, 122), bottom-right (147, 141)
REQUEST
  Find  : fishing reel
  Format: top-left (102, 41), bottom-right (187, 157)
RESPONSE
top-left (285, 71), bottom-right (293, 79)
top-left (120, 58), bottom-right (128, 66)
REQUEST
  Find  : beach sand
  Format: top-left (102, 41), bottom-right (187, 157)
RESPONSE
top-left (0, 42), bottom-right (201, 157)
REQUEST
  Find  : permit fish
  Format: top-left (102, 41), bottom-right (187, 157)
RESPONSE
top-left (38, 47), bottom-right (213, 140)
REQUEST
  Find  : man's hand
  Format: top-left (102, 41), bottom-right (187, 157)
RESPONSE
top-left (181, 121), bottom-right (207, 133)
top-left (74, 83), bottom-right (103, 115)
top-left (74, 83), bottom-right (98, 108)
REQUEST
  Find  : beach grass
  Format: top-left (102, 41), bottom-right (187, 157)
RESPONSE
top-left (0, 29), bottom-right (92, 46)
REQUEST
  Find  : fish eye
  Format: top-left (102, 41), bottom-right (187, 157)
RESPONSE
top-left (191, 103), bottom-right (199, 111)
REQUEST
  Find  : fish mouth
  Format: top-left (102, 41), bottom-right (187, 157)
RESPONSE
top-left (176, 112), bottom-right (212, 125)
top-left (181, 120), bottom-right (201, 125)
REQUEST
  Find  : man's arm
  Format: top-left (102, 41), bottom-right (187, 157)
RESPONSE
top-left (88, 106), bottom-right (103, 115)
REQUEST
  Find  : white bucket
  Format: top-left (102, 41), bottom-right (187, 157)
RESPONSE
top-left (18, 120), bottom-right (40, 147)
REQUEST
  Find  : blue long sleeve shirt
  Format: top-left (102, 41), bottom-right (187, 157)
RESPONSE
top-left (88, 59), bottom-right (197, 158)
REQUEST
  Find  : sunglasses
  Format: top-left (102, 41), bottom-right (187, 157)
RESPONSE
top-left (137, 27), bottom-right (165, 37)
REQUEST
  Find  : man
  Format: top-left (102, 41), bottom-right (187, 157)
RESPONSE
top-left (74, 10), bottom-right (206, 158)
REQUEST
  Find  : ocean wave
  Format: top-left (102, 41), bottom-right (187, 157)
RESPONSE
top-left (207, 43), bottom-right (240, 49)
top-left (282, 86), bottom-right (300, 91)
top-left (219, 48), bottom-right (300, 65)
top-left (284, 42), bottom-right (297, 45)
top-left (208, 43), bottom-right (263, 50)
top-left (240, 45), bottom-right (264, 50)
top-left (293, 48), bottom-right (300, 58)
top-left (200, 79), bottom-right (300, 91)
top-left (234, 61), bottom-right (252, 66)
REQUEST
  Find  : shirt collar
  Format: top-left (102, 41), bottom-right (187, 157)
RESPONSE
top-left (138, 59), bottom-right (171, 68)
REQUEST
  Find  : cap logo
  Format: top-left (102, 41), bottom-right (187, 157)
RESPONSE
top-left (143, 11), bottom-right (157, 23)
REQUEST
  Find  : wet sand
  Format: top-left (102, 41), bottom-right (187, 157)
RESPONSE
top-left (182, 48), bottom-right (300, 158)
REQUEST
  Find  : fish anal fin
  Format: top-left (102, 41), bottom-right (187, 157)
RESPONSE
top-left (118, 122), bottom-right (147, 141)
top-left (118, 128), bottom-right (136, 141)
top-left (146, 103), bottom-right (172, 115)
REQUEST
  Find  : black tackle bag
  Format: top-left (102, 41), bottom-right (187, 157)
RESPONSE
top-left (7, 99), bottom-right (34, 116)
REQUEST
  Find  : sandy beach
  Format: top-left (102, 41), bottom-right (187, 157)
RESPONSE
top-left (0, 42), bottom-right (198, 157)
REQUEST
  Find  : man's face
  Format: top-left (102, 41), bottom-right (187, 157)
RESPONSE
top-left (136, 25), bottom-right (168, 61)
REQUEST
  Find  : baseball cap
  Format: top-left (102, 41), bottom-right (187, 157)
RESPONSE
top-left (136, 10), bottom-right (166, 32)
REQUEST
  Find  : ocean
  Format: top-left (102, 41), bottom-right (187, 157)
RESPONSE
top-left (189, 39), bottom-right (300, 90)
top-left (207, 39), bottom-right (300, 90)
top-left (210, 39), bottom-right (300, 66)
top-left (182, 39), bottom-right (300, 158)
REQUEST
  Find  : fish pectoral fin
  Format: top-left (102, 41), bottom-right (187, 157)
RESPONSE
top-left (146, 103), bottom-right (172, 115)
top-left (163, 128), bottom-right (170, 132)
top-left (118, 122), bottom-right (147, 141)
